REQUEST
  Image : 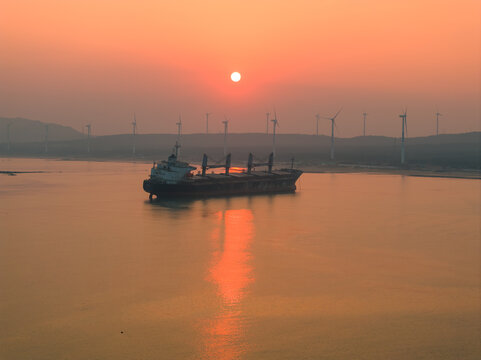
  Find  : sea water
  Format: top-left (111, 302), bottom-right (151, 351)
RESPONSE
top-left (1, 158), bottom-right (479, 359)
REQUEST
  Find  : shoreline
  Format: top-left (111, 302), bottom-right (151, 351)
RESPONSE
top-left (1, 156), bottom-right (479, 180)
top-left (302, 166), bottom-right (481, 180)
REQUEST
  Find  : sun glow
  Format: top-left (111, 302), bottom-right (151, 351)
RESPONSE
top-left (230, 72), bottom-right (241, 82)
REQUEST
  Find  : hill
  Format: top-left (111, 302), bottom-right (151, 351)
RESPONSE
top-left (1, 131), bottom-right (479, 170)
top-left (0, 117), bottom-right (83, 143)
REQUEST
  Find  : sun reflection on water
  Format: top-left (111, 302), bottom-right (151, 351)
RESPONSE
top-left (202, 209), bottom-right (254, 360)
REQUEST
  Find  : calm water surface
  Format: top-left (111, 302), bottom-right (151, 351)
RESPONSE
top-left (1, 158), bottom-right (480, 359)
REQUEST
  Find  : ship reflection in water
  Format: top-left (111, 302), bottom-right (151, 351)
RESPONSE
top-left (202, 209), bottom-right (254, 360)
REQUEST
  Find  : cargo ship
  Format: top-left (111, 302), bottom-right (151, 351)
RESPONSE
top-left (143, 143), bottom-right (302, 199)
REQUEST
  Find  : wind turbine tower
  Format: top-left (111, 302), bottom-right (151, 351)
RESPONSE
top-left (85, 124), bottom-right (91, 153)
top-left (176, 115), bottom-right (182, 139)
top-left (323, 108), bottom-right (342, 161)
top-left (222, 119), bottom-right (229, 156)
top-left (206, 113), bottom-right (210, 134)
top-left (363, 112), bottom-right (367, 136)
top-left (44, 124), bottom-right (49, 154)
top-left (266, 112), bottom-right (270, 135)
top-left (6, 122), bottom-right (11, 154)
top-left (132, 113), bottom-right (137, 155)
top-left (271, 112), bottom-right (279, 157)
top-left (435, 111), bottom-right (442, 136)
top-left (315, 114), bottom-right (320, 136)
top-left (399, 109), bottom-right (407, 164)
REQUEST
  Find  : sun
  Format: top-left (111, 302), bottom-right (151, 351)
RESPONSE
top-left (230, 72), bottom-right (241, 82)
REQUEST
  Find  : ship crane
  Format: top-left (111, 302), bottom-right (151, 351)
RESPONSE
top-left (247, 153), bottom-right (274, 174)
top-left (201, 152), bottom-right (276, 177)
top-left (202, 153), bottom-right (232, 176)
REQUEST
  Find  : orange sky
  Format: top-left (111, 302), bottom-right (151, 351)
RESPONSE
top-left (0, 0), bottom-right (479, 136)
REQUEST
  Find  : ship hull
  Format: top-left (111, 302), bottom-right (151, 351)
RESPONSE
top-left (143, 170), bottom-right (302, 198)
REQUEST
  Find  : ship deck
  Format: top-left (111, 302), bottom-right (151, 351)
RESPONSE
top-left (189, 170), bottom-right (297, 183)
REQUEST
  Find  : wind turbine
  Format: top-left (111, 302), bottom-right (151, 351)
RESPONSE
top-left (323, 108), bottom-right (342, 160)
top-left (399, 108), bottom-right (408, 164)
top-left (206, 112), bottom-right (210, 134)
top-left (6, 122), bottom-right (12, 154)
top-left (222, 118), bottom-right (229, 156)
top-left (271, 111), bottom-right (279, 157)
top-left (363, 112), bottom-right (367, 136)
top-left (435, 110), bottom-right (442, 136)
top-left (176, 115), bottom-right (182, 139)
top-left (132, 113), bottom-right (137, 155)
top-left (266, 112), bottom-right (270, 135)
top-left (315, 114), bottom-right (320, 136)
top-left (44, 124), bottom-right (49, 154)
top-left (85, 124), bottom-right (91, 153)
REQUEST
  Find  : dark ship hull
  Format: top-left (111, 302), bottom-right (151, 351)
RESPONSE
top-left (143, 169), bottom-right (302, 198)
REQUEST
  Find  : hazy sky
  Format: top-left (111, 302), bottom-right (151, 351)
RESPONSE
top-left (1, 0), bottom-right (479, 136)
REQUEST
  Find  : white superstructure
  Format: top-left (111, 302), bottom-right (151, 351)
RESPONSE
top-left (150, 153), bottom-right (196, 184)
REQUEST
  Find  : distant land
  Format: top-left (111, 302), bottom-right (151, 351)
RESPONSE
top-left (0, 117), bottom-right (83, 142)
top-left (1, 117), bottom-right (480, 172)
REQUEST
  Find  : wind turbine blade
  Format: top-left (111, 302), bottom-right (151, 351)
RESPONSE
top-left (270, 106), bottom-right (279, 126)
top-left (332, 107), bottom-right (343, 120)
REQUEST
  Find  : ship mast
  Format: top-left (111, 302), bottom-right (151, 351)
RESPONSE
top-left (174, 141), bottom-right (181, 158)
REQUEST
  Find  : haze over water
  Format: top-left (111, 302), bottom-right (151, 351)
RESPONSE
top-left (1, 1), bottom-right (479, 136)
top-left (1, 158), bottom-right (480, 359)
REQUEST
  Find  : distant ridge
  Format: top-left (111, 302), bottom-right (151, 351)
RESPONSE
top-left (74, 131), bottom-right (481, 147)
top-left (0, 124), bottom-right (479, 169)
top-left (0, 117), bottom-right (83, 143)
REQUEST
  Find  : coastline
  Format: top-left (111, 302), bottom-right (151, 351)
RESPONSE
top-left (301, 165), bottom-right (481, 180)
top-left (1, 155), bottom-right (479, 180)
